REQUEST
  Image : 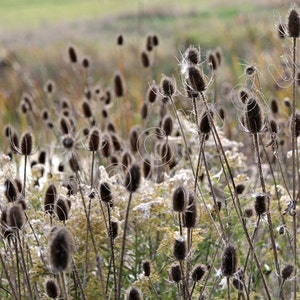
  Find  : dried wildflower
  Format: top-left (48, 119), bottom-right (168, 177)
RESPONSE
top-left (235, 184), bottom-right (245, 195)
top-left (162, 115), bottom-right (173, 136)
top-left (60, 116), bottom-right (71, 135)
top-left (188, 66), bottom-right (206, 92)
top-left (44, 184), bottom-right (57, 215)
top-left (68, 46), bottom-right (77, 63)
top-left (146, 35), bottom-right (153, 51)
top-left (294, 113), bottom-right (300, 137)
top-left (244, 65), bottom-right (256, 76)
top-left (152, 34), bottom-right (159, 46)
top-left (254, 193), bottom-right (268, 215)
top-left (269, 119), bottom-right (278, 134)
top-left (208, 51), bottom-right (218, 71)
top-left (141, 51), bottom-right (150, 68)
top-left (49, 226), bottom-right (72, 273)
top-left (117, 34), bottom-right (124, 45)
top-left (122, 151), bottom-right (132, 171)
top-left (281, 265), bottom-right (294, 280)
top-left (111, 221), bottom-right (118, 239)
top-left (82, 57), bottom-right (89, 69)
top-left (288, 7), bottom-right (300, 38)
top-left (45, 279), bottom-right (59, 298)
top-left (170, 264), bottom-right (182, 282)
top-left (101, 134), bottom-right (112, 158)
top-left (20, 132), bottom-right (33, 156)
top-left (244, 98), bottom-right (264, 133)
top-left (88, 129), bottom-right (100, 152)
top-left (191, 264), bottom-right (206, 282)
top-left (160, 76), bottom-right (175, 98)
top-left (69, 154), bottom-right (80, 173)
top-left (173, 186), bottom-right (187, 212)
top-left (125, 164), bottom-right (141, 193)
top-left (143, 260), bottom-right (151, 277)
top-left (100, 182), bottom-right (112, 203)
top-left (270, 98), bottom-right (278, 114)
top-left (199, 110), bottom-right (213, 134)
top-left (183, 191), bottom-right (197, 228)
top-left (161, 142), bottom-right (173, 165)
top-left (173, 236), bottom-right (186, 261)
top-left (82, 100), bottom-right (92, 118)
top-left (4, 179), bottom-right (18, 202)
top-left (113, 72), bottom-right (125, 97)
top-left (126, 286), bottom-right (143, 300)
top-left (130, 126), bottom-right (140, 153)
top-left (147, 84), bottom-right (158, 103)
top-left (184, 45), bottom-right (200, 65)
top-left (221, 245), bottom-right (237, 277)
top-left (55, 198), bottom-right (69, 222)
top-left (7, 204), bottom-right (25, 230)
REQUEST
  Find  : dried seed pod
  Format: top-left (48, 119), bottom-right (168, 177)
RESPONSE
top-left (188, 66), bottom-right (206, 92)
top-left (110, 133), bottom-right (122, 151)
top-left (130, 126), bottom-right (140, 153)
top-left (184, 45), bottom-right (200, 65)
top-left (162, 115), bottom-right (173, 136)
top-left (122, 151), bottom-right (132, 171)
top-left (4, 179), bottom-right (18, 202)
top-left (113, 72), bottom-right (125, 97)
top-left (117, 34), bottom-right (123, 45)
top-left (55, 198), bottom-right (69, 222)
top-left (82, 57), bottom-right (89, 69)
top-left (160, 142), bottom-right (173, 165)
top-left (125, 164), bottom-right (141, 193)
top-left (141, 51), bottom-right (150, 68)
top-left (88, 129), bottom-right (100, 152)
top-left (140, 102), bottom-right (148, 120)
top-left (60, 116), bottom-right (71, 135)
top-left (173, 186), bottom-right (187, 213)
top-left (207, 51), bottom-right (218, 71)
top-left (288, 7), bottom-right (300, 38)
top-left (269, 119), bottom-right (278, 134)
top-left (191, 264), bottom-right (206, 282)
top-left (7, 204), bottom-right (25, 230)
top-left (170, 264), bottom-right (182, 283)
top-left (62, 135), bottom-right (75, 150)
top-left (45, 279), bottom-right (59, 299)
top-left (68, 46), bottom-right (77, 63)
top-left (49, 227), bottom-right (72, 272)
top-left (152, 34), bottom-right (159, 46)
top-left (82, 100), bottom-right (92, 118)
top-left (143, 158), bottom-right (151, 179)
top-left (221, 245), bottom-right (237, 277)
top-left (244, 98), bottom-right (264, 133)
top-left (235, 184), bottom-right (245, 195)
top-left (143, 261), bottom-right (151, 277)
top-left (20, 132), bottom-right (33, 156)
top-left (101, 134), bottom-right (111, 158)
top-left (270, 98), bottom-right (278, 114)
top-left (100, 182), bottom-right (112, 203)
top-left (160, 76), bottom-right (175, 98)
top-left (38, 151), bottom-right (46, 164)
top-left (147, 84), bottom-right (158, 103)
top-left (254, 193), bottom-right (268, 215)
top-left (173, 236), bottom-right (186, 261)
top-left (294, 113), bottom-right (300, 137)
top-left (126, 286), bottom-right (143, 300)
top-left (111, 221), bottom-right (118, 239)
top-left (282, 265), bottom-right (294, 280)
top-left (183, 191), bottom-right (197, 228)
top-left (69, 154), bottom-right (80, 173)
top-left (146, 35), bottom-right (153, 51)
top-left (199, 110), bottom-right (213, 134)
top-left (44, 184), bottom-right (57, 215)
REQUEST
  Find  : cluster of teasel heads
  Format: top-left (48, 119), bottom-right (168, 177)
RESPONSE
top-left (0, 3), bottom-right (300, 300)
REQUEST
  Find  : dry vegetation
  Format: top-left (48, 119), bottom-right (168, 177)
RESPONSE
top-left (0, 1), bottom-right (299, 300)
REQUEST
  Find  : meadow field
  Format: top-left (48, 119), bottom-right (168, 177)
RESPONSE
top-left (0, 0), bottom-right (299, 299)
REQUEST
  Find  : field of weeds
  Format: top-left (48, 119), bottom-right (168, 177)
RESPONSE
top-left (0, 1), bottom-right (299, 299)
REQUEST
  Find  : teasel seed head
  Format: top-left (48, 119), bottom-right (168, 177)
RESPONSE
top-left (288, 7), bottom-right (300, 38)
top-left (215, 47), bottom-right (222, 66)
top-left (221, 245), bottom-right (237, 277)
top-left (58, 163), bottom-right (64, 172)
top-left (88, 128), bottom-right (100, 152)
top-left (100, 182), bottom-right (112, 203)
top-left (191, 264), bottom-right (206, 282)
top-left (68, 46), bottom-right (77, 63)
top-left (4, 178), bottom-right (18, 202)
top-left (142, 260), bottom-right (151, 277)
top-left (44, 79), bottom-right (56, 95)
top-left (183, 191), bottom-right (197, 228)
top-left (188, 66), bottom-right (206, 93)
top-left (113, 72), bottom-right (125, 97)
top-left (20, 132), bottom-right (33, 156)
top-left (152, 34), bottom-right (159, 46)
top-left (173, 236), bottom-right (186, 261)
top-left (140, 102), bottom-right (148, 120)
top-left (122, 151), bottom-right (132, 171)
top-left (82, 100), bottom-right (92, 118)
top-left (7, 204), bottom-right (25, 230)
top-left (235, 184), bottom-right (245, 195)
top-left (130, 126), bottom-right (140, 153)
top-left (184, 45), bottom-right (200, 65)
top-left (270, 98), bottom-right (278, 114)
top-left (254, 193), bottom-right (268, 215)
top-left (45, 279), bottom-right (59, 299)
top-left (239, 88), bottom-right (249, 104)
top-left (125, 164), bottom-right (141, 193)
top-left (199, 110), bottom-right (213, 134)
top-left (244, 65), bottom-right (256, 76)
top-left (143, 158), bottom-right (151, 179)
top-left (141, 51), bottom-right (150, 68)
top-left (173, 185), bottom-right (187, 212)
top-left (111, 133), bottom-right (122, 151)
top-left (232, 277), bottom-right (244, 291)
top-left (147, 83), bottom-right (158, 103)
top-left (146, 35), bottom-right (153, 51)
top-left (69, 154), bottom-right (80, 173)
top-left (82, 57), bottom-right (89, 69)
top-left (294, 113), bottom-right (300, 137)
top-left (160, 75), bottom-right (175, 98)
top-left (207, 51), bottom-right (218, 71)
top-left (281, 264), bottom-right (294, 280)
top-left (244, 97), bottom-right (264, 133)
top-left (38, 151), bottom-right (46, 164)
top-left (44, 184), bottom-right (57, 215)
top-left (55, 198), bottom-right (69, 222)
top-left (49, 226), bottom-right (72, 273)
top-left (269, 119), bottom-right (278, 134)
top-left (62, 134), bottom-right (75, 150)
top-left (60, 116), bottom-right (71, 135)
top-left (101, 134), bottom-right (112, 158)
top-left (170, 264), bottom-right (182, 283)
top-left (126, 286), bottom-right (143, 300)
top-left (117, 34), bottom-right (123, 45)
top-left (161, 142), bottom-right (173, 165)
top-left (185, 79), bottom-right (199, 99)
top-left (162, 115), bottom-right (173, 136)
top-left (107, 122), bottom-right (116, 133)
top-left (111, 221), bottom-right (118, 239)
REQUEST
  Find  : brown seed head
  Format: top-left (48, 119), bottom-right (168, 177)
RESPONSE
top-left (170, 264), bottom-right (182, 282)
top-left (160, 76), bottom-right (175, 98)
top-left (125, 164), bottom-right (141, 193)
top-left (68, 46), bottom-right (77, 63)
top-left (21, 132), bottom-right (33, 156)
top-left (188, 66), bottom-right (206, 92)
top-left (88, 129), bottom-right (100, 152)
top-left (7, 204), bottom-right (25, 230)
top-left (45, 279), bottom-right (59, 299)
top-left (288, 7), bottom-right (300, 38)
top-left (221, 245), bottom-right (237, 277)
top-left (173, 236), bottom-right (186, 260)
